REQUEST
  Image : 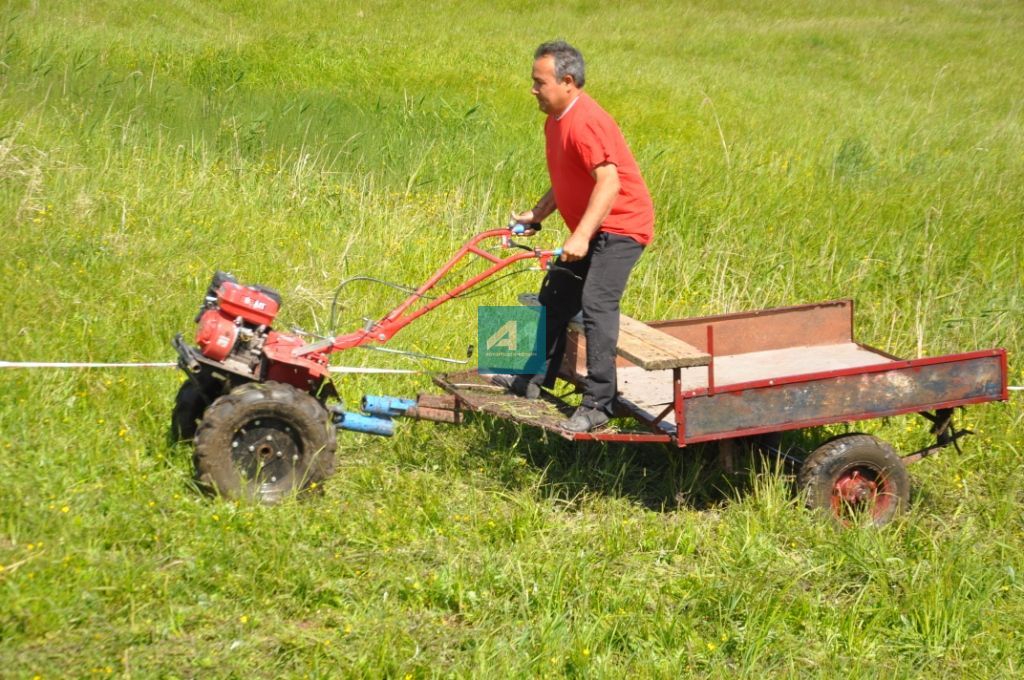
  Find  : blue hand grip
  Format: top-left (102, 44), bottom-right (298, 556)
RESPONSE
top-left (553, 247), bottom-right (563, 257)
top-left (511, 222), bottom-right (542, 235)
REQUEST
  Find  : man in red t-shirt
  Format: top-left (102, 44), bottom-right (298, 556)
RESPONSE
top-left (499, 40), bottom-right (655, 433)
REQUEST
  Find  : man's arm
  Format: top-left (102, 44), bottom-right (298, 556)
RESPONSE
top-left (560, 162), bottom-right (620, 262)
top-left (512, 188), bottom-right (556, 227)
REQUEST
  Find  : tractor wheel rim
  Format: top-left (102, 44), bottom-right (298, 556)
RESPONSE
top-left (230, 417), bottom-right (303, 500)
top-left (831, 465), bottom-right (893, 522)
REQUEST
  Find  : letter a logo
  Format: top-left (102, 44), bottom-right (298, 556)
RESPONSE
top-left (486, 320), bottom-right (517, 351)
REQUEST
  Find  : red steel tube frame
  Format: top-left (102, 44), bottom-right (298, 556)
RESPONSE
top-left (323, 229), bottom-right (560, 354)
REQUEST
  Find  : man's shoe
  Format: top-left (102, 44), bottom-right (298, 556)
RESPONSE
top-left (489, 374), bottom-right (541, 400)
top-left (559, 406), bottom-right (609, 433)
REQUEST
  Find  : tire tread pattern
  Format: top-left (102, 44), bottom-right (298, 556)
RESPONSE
top-left (797, 433), bottom-right (910, 526)
top-left (193, 381), bottom-right (337, 501)
top-left (171, 381), bottom-right (208, 442)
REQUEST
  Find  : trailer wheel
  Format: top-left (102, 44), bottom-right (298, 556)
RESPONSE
top-left (193, 381), bottom-right (337, 504)
top-left (798, 433), bottom-right (909, 526)
top-left (171, 380), bottom-right (215, 442)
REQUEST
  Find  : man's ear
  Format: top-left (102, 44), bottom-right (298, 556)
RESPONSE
top-left (561, 75), bottom-right (575, 87)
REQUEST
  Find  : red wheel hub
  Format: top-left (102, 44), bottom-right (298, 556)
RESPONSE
top-left (831, 466), bottom-right (893, 520)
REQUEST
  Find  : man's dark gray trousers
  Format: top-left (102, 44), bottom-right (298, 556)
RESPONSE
top-left (527, 231), bottom-right (644, 414)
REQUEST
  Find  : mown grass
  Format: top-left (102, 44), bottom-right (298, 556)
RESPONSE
top-left (1, 0), bottom-right (1023, 676)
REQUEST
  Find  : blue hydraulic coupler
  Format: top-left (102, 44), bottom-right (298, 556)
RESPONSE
top-left (361, 395), bottom-right (417, 418)
top-left (332, 410), bottom-right (396, 437)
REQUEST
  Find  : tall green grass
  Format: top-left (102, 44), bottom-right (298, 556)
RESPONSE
top-left (1, 0), bottom-right (1022, 676)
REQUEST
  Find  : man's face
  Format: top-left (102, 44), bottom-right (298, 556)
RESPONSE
top-left (531, 55), bottom-right (574, 116)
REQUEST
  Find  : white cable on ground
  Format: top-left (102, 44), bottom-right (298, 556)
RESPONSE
top-left (0, 360), bottom-right (1017, 384)
top-left (0, 360), bottom-right (418, 374)
top-left (330, 366), bottom-right (418, 374)
top-left (0, 361), bottom-right (177, 368)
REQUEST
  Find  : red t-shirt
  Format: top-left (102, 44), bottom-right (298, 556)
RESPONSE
top-left (544, 92), bottom-right (654, 245)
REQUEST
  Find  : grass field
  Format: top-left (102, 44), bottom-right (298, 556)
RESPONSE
top-left (2, 0), bottom-right (1023, 676)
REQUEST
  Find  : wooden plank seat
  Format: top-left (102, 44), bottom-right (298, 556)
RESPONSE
top-left (518, 293), bottom-right (710, 370)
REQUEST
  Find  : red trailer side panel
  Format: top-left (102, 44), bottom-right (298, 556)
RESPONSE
top-left (681, 351), bottom-right (1005, 443)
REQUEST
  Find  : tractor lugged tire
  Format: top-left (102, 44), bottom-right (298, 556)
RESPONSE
top-left (171, 380), bottom-right (212, 442)
top-left (798, 433), bottom-right (909, 527)
top-left (193, 381), bottom-right (337, 504)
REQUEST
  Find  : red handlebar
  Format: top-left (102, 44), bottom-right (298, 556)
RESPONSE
top-left (294, 228), bottom-right (559, 357)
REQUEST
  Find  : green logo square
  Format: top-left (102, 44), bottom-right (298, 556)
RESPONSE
top-left (477, 306), bottom-right (545, 375)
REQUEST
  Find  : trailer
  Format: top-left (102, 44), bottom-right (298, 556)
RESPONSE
top-left (173, 227), bottom-right (1009, 525)
top-left (424, 299), bottom-right (1007, 525)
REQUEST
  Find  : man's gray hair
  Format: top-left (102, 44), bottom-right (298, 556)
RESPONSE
top-left (534, 41), bottom-right (586, 88)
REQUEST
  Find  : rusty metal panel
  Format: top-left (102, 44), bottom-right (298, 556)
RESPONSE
top-left (562, 330), bottom-right (588, 377)
top-left (683, 354), bottom-right (1005, 441)
top-left (567, 299), bottom-right (855, 371)
top-left (650, 299), bottom-right (853, 355)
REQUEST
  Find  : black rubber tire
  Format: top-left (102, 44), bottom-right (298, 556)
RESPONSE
top-left (798, 433), bottom-right (910, 527)
top-left (193, 381), bottom-right (337, 503)
top-left (171, 380), bottom-right (213, 442)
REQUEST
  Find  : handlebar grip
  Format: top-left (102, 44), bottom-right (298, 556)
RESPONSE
top-left (511, 222), bottom-right (542, 235)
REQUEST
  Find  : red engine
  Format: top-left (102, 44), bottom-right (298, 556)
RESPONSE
top-left (186, 272), bottom-right (329, 392)
top-left (196, 281), bottom-right (281, 362)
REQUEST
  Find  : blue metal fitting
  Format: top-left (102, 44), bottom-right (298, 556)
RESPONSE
top-left (334, 411), bottom-right (395, 436)
top-left (361, 395), bottom-right (417, 418)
